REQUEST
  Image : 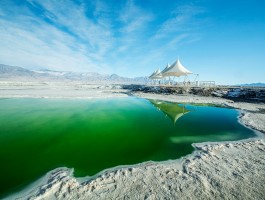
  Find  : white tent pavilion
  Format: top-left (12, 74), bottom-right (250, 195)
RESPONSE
top-left (162, 59), bottom-right (192, 77)
top-left (149, 69), bottom-right (163, 79)
top-left (149, 68), bottom-right (163, 85)
top-left (149, 59), bottom-right (197, 86)
top-left (153, 68), bottom-right (163, 79)
top-left (161, 63), bottom-right (171, 84)
top-left (149, 70), bottom-right (158, 79)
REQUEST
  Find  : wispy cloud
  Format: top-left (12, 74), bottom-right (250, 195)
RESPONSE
top-left (0, 0), bottom-right (114, 72)
top-left (115, 0), bottom-right (154, 57)
top-left (119, 0), bottom-right (153, 33)
top-left (0, 19), bottom-right (97, 72)
top-left (28, 0), bottom-right (113, 56)
top-left (153, 4), bottom-right (206, 39)
top-left (0, 0), bottom-right (208, 76)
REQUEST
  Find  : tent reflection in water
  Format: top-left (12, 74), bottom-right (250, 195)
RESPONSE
top-left (149, 99), bottom-right (190, 124)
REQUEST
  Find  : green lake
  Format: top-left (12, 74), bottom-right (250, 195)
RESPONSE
top-left (0, 97), bottom-right (256, 197)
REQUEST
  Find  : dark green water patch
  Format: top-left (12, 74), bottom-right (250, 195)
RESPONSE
top-left (0, 97), bottom-right (256, 197)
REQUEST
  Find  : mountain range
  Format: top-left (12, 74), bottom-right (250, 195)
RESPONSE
top-left (237, 83), bottom-right (265, 87)
top-left (0, 64), bottom-right (148, 83)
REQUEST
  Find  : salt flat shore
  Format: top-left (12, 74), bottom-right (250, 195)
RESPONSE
top-left (0, 82), bottom-right (128, 99)
top-left (2, 83), bottom-right (265, 200)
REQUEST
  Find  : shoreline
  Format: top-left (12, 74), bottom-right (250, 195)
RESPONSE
top-left (2, 86), bottom-right (265, 199)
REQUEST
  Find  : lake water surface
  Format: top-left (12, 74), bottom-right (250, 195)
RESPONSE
top-left (0, 97), bottom-right (256, 197)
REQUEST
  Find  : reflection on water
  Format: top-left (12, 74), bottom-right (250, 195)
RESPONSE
top-left (149, 99), bottom-right (190, 124)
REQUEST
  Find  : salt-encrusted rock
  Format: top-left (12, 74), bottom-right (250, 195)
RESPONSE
top-left (124, 85), bottom-right (265, 102)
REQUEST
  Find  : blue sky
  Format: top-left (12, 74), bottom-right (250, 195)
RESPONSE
top-left (0, 0), bottom-right (264, 84)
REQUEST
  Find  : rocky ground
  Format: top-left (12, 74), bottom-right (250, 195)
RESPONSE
top-left (123, 84), bottom-right (265, 103)
top-left (3, 83), bottom-right (265, 200)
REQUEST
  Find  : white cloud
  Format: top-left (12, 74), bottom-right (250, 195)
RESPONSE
top-left (0, 19), bottom-right (98, 71)
top-left (0, 0), bottom-right (115, 73)
top-left (119, 0), bottom-right (153, 34)
top-left (153, 4), bottom-right (206, 39)
top-left (29, 0), bottom-right (113, 55)
top-left (0, 0), bottom-right (207, 77)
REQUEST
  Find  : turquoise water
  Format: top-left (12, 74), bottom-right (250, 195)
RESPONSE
top-left (0, 97), bottom-right (256, 197)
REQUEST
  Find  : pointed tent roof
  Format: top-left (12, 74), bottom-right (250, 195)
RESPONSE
top-left (154, 68), bottom-right (163, 79)
top-left (162, 59), bottom-right (192, 77)
top-left (161, 63), bottom-right (170, 74)
top-left (149, 68), bottom-right (163, 79)
top-left (149, 69), bottom-right (158, 79)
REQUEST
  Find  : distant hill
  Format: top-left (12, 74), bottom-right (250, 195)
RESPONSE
top-left (238, 83), bottom-right (265, 87)
top-left (0, 64), bottom-right (148, 84)
top-left (0, 64), bottom-right (39, 78)
top-left (0, 64), bottom-right (60, 81)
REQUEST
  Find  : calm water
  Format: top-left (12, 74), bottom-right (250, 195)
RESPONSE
top-left (0, 97), bottom-right (256, 197)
